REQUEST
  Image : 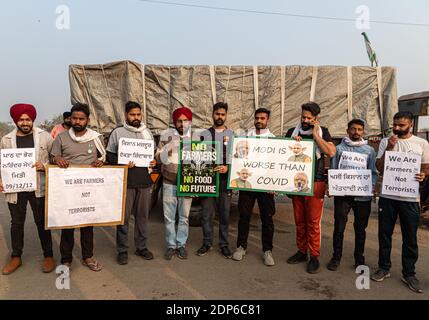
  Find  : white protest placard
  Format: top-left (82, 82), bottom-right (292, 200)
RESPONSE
top-left (382, 151), bottom-right (421, 198)
top-left (338, 151), bottom-right (368, 170)
top-left (228, 137), bottom-right (315, 195)
top-left (118, 138), bottom-right (154, 167)
top-left (328, 169), bottom-right (372, 196)
top-left (46, 166), bottom-right (127, 229)
top-left (0, 148), bottom-right (37, 193)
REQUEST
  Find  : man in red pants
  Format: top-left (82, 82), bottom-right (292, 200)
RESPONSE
top-left (285, 102), bottom-right (336, 273)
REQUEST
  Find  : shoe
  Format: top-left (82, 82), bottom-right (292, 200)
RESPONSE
top-left (117, 252), bottom-right (128, 265)
top-left (135, 248), bottom-right (154, 260)
top-left (164, 248), bottom-right (175, 260)
top-left (2, 257), bottom-right (22, 275)
top-left (196, 244), bottom-right (212, 256)
top-left (42, 257), bottom-right (56, 273)
top-left (307, 257), bottom-right (320, 274)
top-left (402, 276), bottom-right (423, 293)
top-left (286, 251), bottom-right (308, 264)
top-left (220, 246), bottom-right (232, 259)
top-left (176, 247), bottom-right (188, 259)
top-left (327, 258), bottom-right (340, 271)
top-left (370, 268), bottom-right (391, 282)
top-left (263, 250), bottom-right (275, 266)
top-left (232, 246), bottom-right (246, 261)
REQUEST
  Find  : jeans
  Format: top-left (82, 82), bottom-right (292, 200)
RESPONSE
top-left (332, 197), bottom-right (371, 264)
top-left (7, 193), bottom-right (53, 258)
top-left (162, 183), bottom-right (192, 249)
top-left (117, 187), bottom-right (151, 254)
top-left (378, 197), bottom-right (420, 277)
top-left (200, 191), bottom-right (231, 248)
top-left (237, 191), bottom-right (275, 252)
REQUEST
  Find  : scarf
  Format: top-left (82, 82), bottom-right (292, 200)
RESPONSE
top-left (343, 137), bottom-right (368, 147)
top-left (291, 122), bottom-right (323, 159)
top-left (68, 128), bottom-right (106, 162)
top-left (123, 121), bottom-right (153, 140)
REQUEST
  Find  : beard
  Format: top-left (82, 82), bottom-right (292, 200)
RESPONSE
top-left (393, 128), bottom-right (410, 137)
top-left (255, 122), bottom-right (265, 129)
top-left (63, 120), bottom-right (72, 127)
top-left (351, 134), bottom-right (362, 141)
top-left (301, 122), bottom-right (312, 131)
top-left (214, 118), bottom-right (224, 126)
top-left (128, 119), bottom-right (141, 128)
top-left (17, 125), bottom-right (32, 134)
top-left (72, 124), bottom-right (86, 132)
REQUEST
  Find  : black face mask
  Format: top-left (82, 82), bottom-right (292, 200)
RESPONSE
top-left (72, 124), bottom-right (86, 132)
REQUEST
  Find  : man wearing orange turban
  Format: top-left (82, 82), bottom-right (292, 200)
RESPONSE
top-left (1, 104), bottom-right (55, 275)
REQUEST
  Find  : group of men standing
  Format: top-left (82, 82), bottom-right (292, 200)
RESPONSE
top-left (0, 100), bottom-right (428, 294)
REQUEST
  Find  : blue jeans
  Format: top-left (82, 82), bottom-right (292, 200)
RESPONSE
top-left (162, 183), bottom-right (192, 249)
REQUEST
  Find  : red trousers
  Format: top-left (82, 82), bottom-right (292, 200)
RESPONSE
top-left (291, 181), bottom-right (326, 257)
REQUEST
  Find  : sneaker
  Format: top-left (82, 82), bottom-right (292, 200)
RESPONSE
top-left (164, 248), bottom-right (175, 260)
top-left (220, 246), bottom-right (232, 259)
top-left (196, 244), bottom-right (212, 256)
top-left (232, 246), bottom-right (246, 261)
top-left (135, 248), bottom-right (154, 260)
top-left (370, 268), bottom-right (391, 282)
top-left (117, 252), bottom-right (128, 265)
top-left (263, 250), bottom-right (275, 266)
top-left (327, 258), bottom-right (340, 271)
top-left (307, 257), bottom-right (320, 274)
top-left (176, 247), bottom-right (188, 259)
top-left (402, 276), bottom-right (423, 293)
top-left (286, 251), bottom-right (308, 264)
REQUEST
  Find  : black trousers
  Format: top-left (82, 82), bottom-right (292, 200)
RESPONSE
top-left (332, 197), bottom-right (371, 264)
top-left (7, 193), bottom-right (53, 258)
top-left (237, 191), bottom-right (275, 252)
top-left (60, 227), bottom-right (94, 263)
top-left (378, 197), bottom-right (420, 277)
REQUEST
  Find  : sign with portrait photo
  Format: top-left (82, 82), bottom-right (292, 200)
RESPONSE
top-left (227, 137), bottom-right (315, 195)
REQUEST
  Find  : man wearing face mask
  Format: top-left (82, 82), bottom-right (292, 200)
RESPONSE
top-left (372, 111), bottom-right (429, 294)
top-left (51, 103), bottom-right (106, 272)
top-left (155, 107), bottom-right (193, 261)
top-left (50, 111), bottom-right (72, 139)
top-left (106, 101), bottom-right (157, 265)
top-left (0, 104), bottom-right (55, 275)
top-left (327, 119), bottom-right (377, 271)
top-left (285, 102), bottom-right (336, 274)
top-left (232, 108), bottom-right (276, 267)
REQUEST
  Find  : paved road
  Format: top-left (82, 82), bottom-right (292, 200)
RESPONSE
top-left (0, 193), bottom-right (428, 300)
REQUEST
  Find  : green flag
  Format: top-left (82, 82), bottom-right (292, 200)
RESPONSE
top-left (361, 32), bottom-right (378, 67)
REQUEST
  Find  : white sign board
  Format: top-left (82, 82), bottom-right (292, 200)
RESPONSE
top-left (338, 151), bottom-right (368, 170)
top-left (382, 151), bottom-right (421, 198)
top-left (46, 166), bottom-right (127, 229)
top-left (328, 169), bottom-right (372, 196)
top-left (417, 115), bottom-right (429, 132)
top-left (0, 148), bottom-right (37, 193)
top-left (118, 138), bottom-right (154, 167)
top-left (228, 137), bottom-right (315, 195)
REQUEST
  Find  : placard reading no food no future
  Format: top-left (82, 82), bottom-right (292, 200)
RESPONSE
top-left (177, 141), bottom-right (220, 197)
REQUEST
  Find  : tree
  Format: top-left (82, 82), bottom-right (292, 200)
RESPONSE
top-left (0, 122), bottom-right (15, 139)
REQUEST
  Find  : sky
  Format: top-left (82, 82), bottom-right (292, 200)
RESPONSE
top-left (0, 0), bottom-right (428, 121)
